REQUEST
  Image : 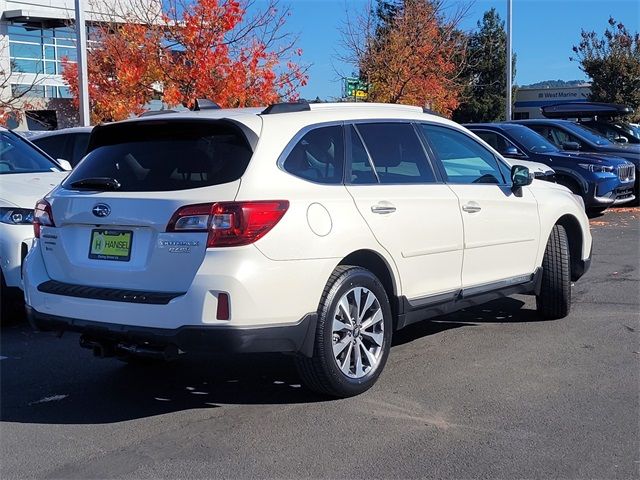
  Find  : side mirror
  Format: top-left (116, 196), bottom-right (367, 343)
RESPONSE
top-left (511, 165), bottom-right (533, 187)
top-left (561, 141), bottom-right (581, 151)
top-left (502, 146), bottom-right (525, 157)
top-left (56, 159), bottom-right (73, 171)
top-left (614, 136), bottom-right (628, 144)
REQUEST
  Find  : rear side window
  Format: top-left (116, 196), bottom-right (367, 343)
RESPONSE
top-left (421, 124), bottom-right (505, 184)
top-left (355, 123), bottom-right (435, 184)
top-left (71, 133), bottom-right (91, 166)
top-left (33, 134), bottom-right (69, 160)
top-left (282, 125), bottom-right (344, 184)
top-left (474, 130), bottom-right (516, 153)
top-left (63, 121), bottom-right (252, 192)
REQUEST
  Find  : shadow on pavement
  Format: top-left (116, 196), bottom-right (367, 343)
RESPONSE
top-left (1, 296), bottom-right (544, 425)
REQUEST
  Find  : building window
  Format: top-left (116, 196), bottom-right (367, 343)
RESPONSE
top-left (11, 84), bottom-right (71, 99)
top-left (8, 22), bottom-right (78, 76)
top-left (513, 112), bottom-right (530, 120)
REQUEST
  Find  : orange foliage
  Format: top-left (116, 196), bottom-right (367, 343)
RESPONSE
top-left (63, 0), bottom-right (307, 122)
top-left (361, 0), bottom-right (465, 116)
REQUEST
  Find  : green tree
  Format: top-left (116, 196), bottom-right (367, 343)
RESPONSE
top-left (571, 17), bottom-right (640, 121)
top-left (452, 8), bottom-right (515, 123)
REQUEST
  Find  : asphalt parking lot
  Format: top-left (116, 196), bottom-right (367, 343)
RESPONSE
top-left (1, 207), bottom-right (638, 480)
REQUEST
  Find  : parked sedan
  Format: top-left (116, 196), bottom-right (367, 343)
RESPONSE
top-left (466, 123), bottom-right (636, 213)
top-left (511, 119), bottom-right (640, 202)
top-left (0, 128), bottom-right (69, 320)
top-left (29, 127), bottom-right (93, 167)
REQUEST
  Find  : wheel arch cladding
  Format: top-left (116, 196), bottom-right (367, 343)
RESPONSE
top-left (556, 214), bottom-right (584, 281)
top-left (338, 249), bottom-right (399, 321)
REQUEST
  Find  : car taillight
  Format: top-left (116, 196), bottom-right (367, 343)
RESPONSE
top-left (166, 201), bottom-right (289, 248)
top-left (33, 199), bottom-right (55, 238)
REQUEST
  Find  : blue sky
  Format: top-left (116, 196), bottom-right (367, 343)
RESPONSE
top-left (261, 0), bottom-right (640, 99)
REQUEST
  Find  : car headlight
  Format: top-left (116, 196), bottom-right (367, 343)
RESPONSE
top-left (0, 207), bottom-right (34, 225)
top-left (578, 163), bottom-right (614, 173)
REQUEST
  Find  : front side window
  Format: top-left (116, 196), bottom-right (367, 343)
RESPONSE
top-left (355, 123), bottom-right (435, 184)
top-left (502, 125), bottom-right (559, 153)
top-left (282, 125), bottom-right (344, 184)
top-left (421, 124), bottom-right (505, 185)
top-left (531, 125), bottom-right (586, 149)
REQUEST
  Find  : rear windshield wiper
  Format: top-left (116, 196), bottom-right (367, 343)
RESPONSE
top-left (69, 177), bottom-right (121, 191)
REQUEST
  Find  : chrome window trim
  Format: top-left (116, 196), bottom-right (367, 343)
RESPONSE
top-left (349, 124), bottom-right (381, 184)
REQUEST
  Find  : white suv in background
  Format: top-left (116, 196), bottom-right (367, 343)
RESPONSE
top-left (23, 103), bottom-right (592, 397)
top-left (0, 128), bottom-right (69, 321)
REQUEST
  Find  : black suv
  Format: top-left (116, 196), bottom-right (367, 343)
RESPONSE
top-left (511, 119), bottom-right (640, 201)
top-left (466, 123), bottom-right (636, 213)
top-left (540, 102), bottom-right (640, 145)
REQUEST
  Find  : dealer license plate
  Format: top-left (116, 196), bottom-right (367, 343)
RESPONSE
top-left (88, 229), bottom-right (133, 262)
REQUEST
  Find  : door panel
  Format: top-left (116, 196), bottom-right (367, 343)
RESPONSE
top-left (448, 184), bottom-right (540, 286)
top-left (421, 123), bottom-right (541, 288)
top-left (347, 185), bottom-right (464, 299)
top-left (345, 123), bottom-right (463, 299)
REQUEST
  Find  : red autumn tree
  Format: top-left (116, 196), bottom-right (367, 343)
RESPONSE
top-left (63, 0), bottom-right (307, 123)
top-left (340, 0), bottom-right (468, 117)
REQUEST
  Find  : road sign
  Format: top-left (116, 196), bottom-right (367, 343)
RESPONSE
top-left (345, 77), bottom-right (369, 100)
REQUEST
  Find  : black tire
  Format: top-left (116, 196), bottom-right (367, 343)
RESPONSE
top-left (536, 224), bottom-right (571, 320)
top-left (295, 265), bottom-right (393, 398)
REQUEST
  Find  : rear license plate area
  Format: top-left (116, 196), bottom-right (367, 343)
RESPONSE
top-left (89, 229), bottom-right (133, 262)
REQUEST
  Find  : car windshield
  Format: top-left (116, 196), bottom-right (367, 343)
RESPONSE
top-left (503, 125), bottom-right (560, 153)
top-left (562, 122), bottom-right (614, 146)
top-left (0, 130), bottom-right (61, 174)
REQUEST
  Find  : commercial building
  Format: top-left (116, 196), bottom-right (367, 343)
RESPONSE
top-left (0, 0), bottom-right (159, 130)
top-left (513, 84), bottom-right (592, 120)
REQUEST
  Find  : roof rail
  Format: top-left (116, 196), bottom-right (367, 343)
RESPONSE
top-left (422, 107), bottom-right (444, 117)
top-left (139, 109), bottom-right (178, 117)
top-left (262, 100), bottom-right (310, 115)
top-left (193, 99), bottom-right (221, 111)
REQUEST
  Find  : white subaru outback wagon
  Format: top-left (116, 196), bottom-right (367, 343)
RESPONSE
top-left (24, 102), bottom-right (592, 397)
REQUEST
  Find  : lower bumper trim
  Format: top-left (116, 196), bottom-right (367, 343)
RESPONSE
top-left (26, 307), bottom-right (318, 357)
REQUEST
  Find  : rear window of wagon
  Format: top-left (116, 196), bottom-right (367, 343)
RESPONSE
top-left (62, 120), bottom-right (253, 192)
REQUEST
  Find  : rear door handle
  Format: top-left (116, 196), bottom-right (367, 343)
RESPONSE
top-left (462, 202), bottom-right (481, 213)
top-left (371, 203), bottom-right (396, 214)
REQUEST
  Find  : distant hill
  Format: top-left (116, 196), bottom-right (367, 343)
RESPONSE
top-left (521, 80), bottom-right (590, 89)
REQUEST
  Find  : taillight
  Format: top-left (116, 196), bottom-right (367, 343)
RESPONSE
top-left (166, 201), bottom-right (289, 248)
top-left (33, 199), bottom-right (55, 238)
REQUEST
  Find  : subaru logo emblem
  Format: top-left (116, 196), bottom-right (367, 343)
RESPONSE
top-left (92, 203), bottom-right (111, 218)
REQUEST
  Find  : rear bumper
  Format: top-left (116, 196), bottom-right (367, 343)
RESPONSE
top-left (27, 306), bottom-right (318, 357)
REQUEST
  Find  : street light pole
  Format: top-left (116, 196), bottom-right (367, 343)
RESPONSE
top-left (75, 0), bottom-right (90, 126)
top-left (505, 0), bottom-right (512, 121)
